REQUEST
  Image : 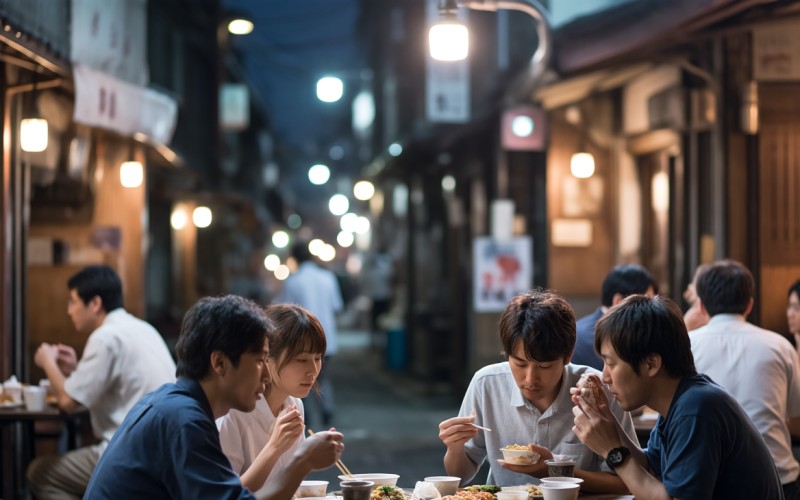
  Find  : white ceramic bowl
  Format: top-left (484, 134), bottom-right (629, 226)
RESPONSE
top-left (540, 477), bottom-right (583, 485)
top-left (539, 482), bottom-right (580, 500)
top-left (424, 476), bottom-right (460, 496)
top-left (500, 447), bottom-right (540, 465)
top-left (337, 474), bottom-right (399, 487)
top-left (496, 491), bottom-right (528, 500)
top-left (296, 480), bottom-right (329, 498)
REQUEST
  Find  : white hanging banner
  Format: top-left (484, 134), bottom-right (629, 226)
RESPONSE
top-left (73, 64), bottom-right (177, 145)
top-left (426, 0), bottom-right (470, 123)
top-left (71, 0), bottom-right (148, 86)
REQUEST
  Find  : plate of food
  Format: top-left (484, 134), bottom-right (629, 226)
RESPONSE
top-left (370, 485), bottom-right (407, 500)
top-left (441, 485), bottom-right (501, 500)
top-left (0, 398), bottom-right (23, 408)
top-left (501, 484), bottom-right (543, 500)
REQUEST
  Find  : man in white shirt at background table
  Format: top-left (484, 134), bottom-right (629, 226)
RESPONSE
top-left (689, 259), bottom-right (800, 500)
top-left (28, 265), bottom-right (176, 499)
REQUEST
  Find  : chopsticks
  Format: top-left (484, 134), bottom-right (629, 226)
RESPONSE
top-left (468, 409), bottom-right (492, 432)
top-left (307, 428), bottom-right (353, 477)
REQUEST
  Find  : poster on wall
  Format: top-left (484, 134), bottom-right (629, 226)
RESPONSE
top-left (473, 236), bottom-right (533, 312)
top-left (753, 21), bottom-right (800, 81)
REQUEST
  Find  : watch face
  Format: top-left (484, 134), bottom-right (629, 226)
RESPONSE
top-left (607, 447), bottom-right (629, 468)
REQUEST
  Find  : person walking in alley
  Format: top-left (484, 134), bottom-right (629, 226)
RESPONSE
top-left (572, 264), bottom-right (657, 370)
top-left (277, 242), bottom-right (343, 427)
top-left (84, 295), bottom-right (344, 499)
top-left (217, 303), bottom-right (327, 494)
top-left (571, 294), bottom-right (782, 499)
top-left (27, 265), bottom-right (176, 499)
top-left (438, 290), bottom-right (638, 492)
top-left (689, 260), bottom-right (800, 499)
top-left (362, 243), bottom-right (394, 350)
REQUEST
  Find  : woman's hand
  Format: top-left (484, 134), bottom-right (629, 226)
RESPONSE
top-left (267, 405), bottom-right (304, 454)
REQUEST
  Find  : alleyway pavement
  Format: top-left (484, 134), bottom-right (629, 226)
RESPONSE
top-left (303, 329), bottom-right (484, 487)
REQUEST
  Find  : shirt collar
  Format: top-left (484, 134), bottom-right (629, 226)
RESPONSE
top-left (707, 313), bottom-right (746, 326)
top-left (507, 363), bottom-right (576, 414)
top-left (176, 377), bottom-right (214, 421)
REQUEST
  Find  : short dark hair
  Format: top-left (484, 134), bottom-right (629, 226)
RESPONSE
top-left (601, 264), bottom-right (657, 307)
top-left (595, 295), bottom-right (695, 377)
top-left (788, 280), bottom-right (800, 300)
top-left (263, 304), bottom-right (327, 397)
top-left (291, 242), bottom-right (312, 264)
top-left (498, 290), bottom-right (576, 362)
top-left (175, 295), bottom-right (272, 380)
top-left (67, 265), bottom-right (124, 312)
top-left (264, 303), bottom-right (327, 372)
top-left (695, 260), bottom-right (754, 316)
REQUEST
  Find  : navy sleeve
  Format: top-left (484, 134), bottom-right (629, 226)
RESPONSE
top-left (165, 417), bottom-right (256, 500)
top-left (658, 415), bottom-right (721, 500)
top-left (643, 420), bottom-right (662, 478)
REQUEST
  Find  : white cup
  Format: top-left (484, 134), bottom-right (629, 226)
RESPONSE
top-left (424, 476), bottom-right (460, 497)
top-left (496, 491), bottom-right (528, 500)
top-left (540, 482), bottom-right (580, 500)
top-left (23, 386), bottom-right (46, 411)
top-left (4, 384), bottom-right (22, 404)
top-left (296, 480), bottom-right (329, 498)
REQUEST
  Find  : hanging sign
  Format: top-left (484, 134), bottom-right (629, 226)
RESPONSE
top-left (425, 0), bottom-right (470, 123)
top-left (73, 64), bottom-right (177, 145)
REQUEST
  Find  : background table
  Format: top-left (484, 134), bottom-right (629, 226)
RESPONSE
top-left (0, 404), bottom-right (89, 500)
top-left (632, 410), bottom-right (658, 444)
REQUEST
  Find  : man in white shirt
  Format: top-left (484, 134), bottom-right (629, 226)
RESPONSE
top-left (27, 265), bottom-right (176, 499)
top-left (438, 290), bottom-right (638, 492)
top-left (278, 242), bottom-right (343, 427)
top-left (690, 259), bottom-right (800, 500)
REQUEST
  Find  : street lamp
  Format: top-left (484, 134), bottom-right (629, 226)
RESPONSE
top-left (429, 0), bottom-right (552, 98)
top-left (317, 76), bottom-right (344, 103)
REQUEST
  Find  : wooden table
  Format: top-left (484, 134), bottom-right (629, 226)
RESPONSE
top-left (0, 404), bottom-right (89, 500)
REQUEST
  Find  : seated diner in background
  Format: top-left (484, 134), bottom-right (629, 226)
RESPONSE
top-left (571, 294), bottom-right (783, 499)
top-left (438, 290), bottom-right (638, 493)
top-left (28, 265), bottom-right (176, 500)
top-left (84, 295), bottom-right (344, 500)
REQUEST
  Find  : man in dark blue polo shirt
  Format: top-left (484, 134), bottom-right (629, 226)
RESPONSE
top-left (571, 295), bottom-right (783, 500)
top-left (85, 295), bottom-right (344, 500)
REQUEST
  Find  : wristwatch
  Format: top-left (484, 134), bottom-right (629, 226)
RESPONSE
top-left (605, 446), bottom-right (630, 469)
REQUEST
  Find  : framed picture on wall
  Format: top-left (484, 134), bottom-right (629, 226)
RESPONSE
top-left (473, 236), bottom-right (533, 312)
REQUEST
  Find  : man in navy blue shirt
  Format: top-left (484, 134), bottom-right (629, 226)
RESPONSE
top-left (85, 295), bottom-right (344, 499)
top-left (572, 264), bottom-right (656, 370)
top-left (571, 295), bottom-right (783, 500)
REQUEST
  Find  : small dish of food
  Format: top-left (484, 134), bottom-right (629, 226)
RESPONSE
top-left (500, 445), bottom-right (540, 465)
top-left (369, 485), bottom-right (406, 500)
top-left (577, 374), bottom-right (604, 407)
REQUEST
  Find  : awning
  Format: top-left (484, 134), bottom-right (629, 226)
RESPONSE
top-left (555, 0), bottom-right (779, 75)
top-left (73, 64), bottom-right (178, 147)
top-left (533, 62), bottom-right (654, 110)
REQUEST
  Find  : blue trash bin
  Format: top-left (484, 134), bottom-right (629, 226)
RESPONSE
top-left (386, 327), bottom-right (406, 370)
